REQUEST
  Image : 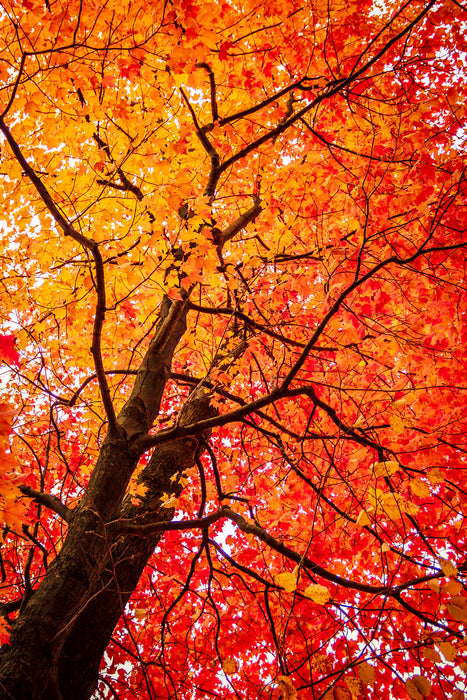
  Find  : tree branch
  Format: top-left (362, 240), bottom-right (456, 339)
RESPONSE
top-left (117, 295), bottom-right (191, 441)
top-left (216, 0), bottom-right (437, 175)
top-left (179, 86), bottom-right (220, 198)
top-left (19, 486), bottom-right (72, 523)
top-left (93, 131), bottom-right (144, 200)
top-left (214, 196), bottom-right (262, 249)
top-left (221, 505), bottom-right (464, 639)
top-left (110, 509), bottom-right (224, 536)
top-left (0, 118), bottom-right (118, 434)
top-left (196, 62), bottom-right (218, 122)
top-left (188, 302), bottom-right (305, 348)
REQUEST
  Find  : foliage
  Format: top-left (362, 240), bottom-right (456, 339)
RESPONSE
top-left (0, 0), bottom-right (466, 697)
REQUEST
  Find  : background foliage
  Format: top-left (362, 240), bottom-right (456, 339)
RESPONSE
top-left (0, 0), bottom-right (466, 697)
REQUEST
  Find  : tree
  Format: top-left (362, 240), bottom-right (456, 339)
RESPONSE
top-left (0, 0), bottom-right (465, 697)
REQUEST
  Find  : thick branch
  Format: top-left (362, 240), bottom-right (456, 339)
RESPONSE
top-left (222, 506), bottom-right (385, 593)
top-left (19, 486), bottom-right (72, 523)
top-left (116, 295), bottom-right (190, 442)
top-left (215, 196), bottom-right (262, 249)
top-left (196, 62), bottom-right (218, 122)
top-left (110, 509), bottom-right (224, 536)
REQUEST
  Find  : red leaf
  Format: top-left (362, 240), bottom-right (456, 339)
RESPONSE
top-left (0, 335), bottom-right (19, 367)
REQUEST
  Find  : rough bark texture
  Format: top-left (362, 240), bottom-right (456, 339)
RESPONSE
top-left (0, 298), bottom-right (214, 700)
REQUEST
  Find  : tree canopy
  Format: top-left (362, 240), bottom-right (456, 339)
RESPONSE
top-left (0, 0), bottom-right (466, 697)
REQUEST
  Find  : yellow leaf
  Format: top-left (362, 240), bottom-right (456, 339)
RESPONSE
top-left (376, 492), bottom-right (418, 520)
top-left (428, 579), bottom-right (440, 593)
top-left (389, 415), bottom-right (405, 434)
top-left (134, 608), bottom-right (146, 620)
top-left (355, 509), bottom-right (370, 528)
top-left (399, 496), bottom-right (420, 516)
top-left (345, 677), bottom-right (364, 696)
top-left (160, 492), bottom-right (179, 508)
top-left (410, 478), bottom-right (431, 498)
top-left (427, 468), bottom-right (444, 485)
top-left (405, 675), bottom-right (431, 699)
top-left (222, 658), bottom-right (238, 675)
top-left (277, 675), bottom-right (298, 700)
top-left (23, 92), bottom-right (43, 115)
top-left (373, 460), bottom-right (400, 477)
top-left (439, 558), bottom-right (458, 578)
top-left (275, 569), bottom-right (298, 593)
top-left (358, 662), bottom-right (375, 685)
top-left (303, 584), bottom-right (331, 605)
top-left (128, 481), bottom-right (148, 499)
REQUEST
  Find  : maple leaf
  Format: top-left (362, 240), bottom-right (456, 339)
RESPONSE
top-left (304, 584), bottom-right (331, 605)
top-left (405, 675), bottom-right (431, 699)
top-left (0, 335), bottom-right (19, 367)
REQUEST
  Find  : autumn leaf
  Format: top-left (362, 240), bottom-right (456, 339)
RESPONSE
top-left (421, 647), bottom-right (441, 664)
top-left (373, 460), bottom-right (400, 478)
top-left (160, 493), bottom-right (179, 509)
top-left (222, 658), bottom-right (238, 675)
top-left (275, 567), bottom-right (299, 593)
top-left (409, 478), bottom-right (431, 499)
top-left (345, 677), bottom-right (364, 696)
top-left (438, 558), bottom-right (459, 578)
top-left (437, 641), bottom-right (457, 662)
top-left (451, 690), bottom-right (464, 700)
top-left (128, 481), bottom-right (148, 501)
top-left (447, 596), bottom-right (467, 622)
top-left (355, 509), bottom-right (371, 528)
top-left (0, 335), bottom-right (19, 367)
top-left (358, 662), bottom-right (375, 686)
top-left (0, 617), bottom-right (10, 646)
top-left (333, 686), bottom-right (352, 700)
top-left (303, 584), bottom-right (331, 605)
top-left (405, 675), bottom-right (431, 699)
top-left (442, 580), bottom-right (463, 596)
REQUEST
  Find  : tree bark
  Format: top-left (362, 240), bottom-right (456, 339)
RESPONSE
top-left (0, 298), bottom-right (214, 700)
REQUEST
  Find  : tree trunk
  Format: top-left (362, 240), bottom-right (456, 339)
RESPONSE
top-left (0, 298), bottom-right (213, 699)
